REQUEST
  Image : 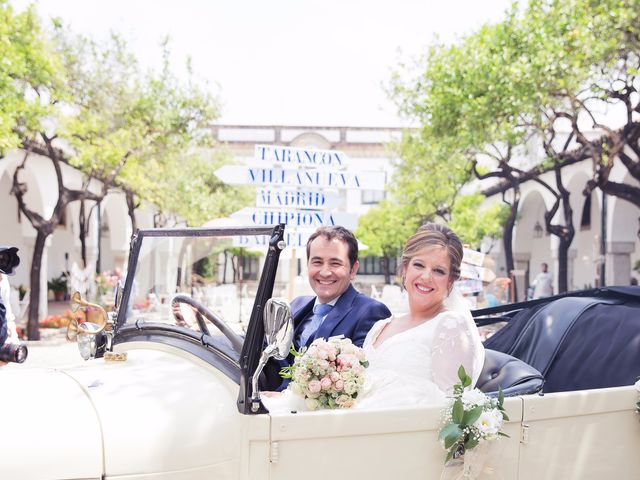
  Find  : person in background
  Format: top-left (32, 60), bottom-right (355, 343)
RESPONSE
top-left (531, 262), bottom-right (553, 299)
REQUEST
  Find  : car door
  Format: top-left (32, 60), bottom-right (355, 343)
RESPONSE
top-left (267, 398), bottom-right (523, 480)
top-left (517, 386), bottom-right (640, 479)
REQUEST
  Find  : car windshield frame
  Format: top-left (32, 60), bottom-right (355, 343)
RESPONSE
top-left (112, 224), bottom-right (286, 415)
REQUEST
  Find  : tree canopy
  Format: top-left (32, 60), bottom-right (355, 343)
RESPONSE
top-left (0, 1), bottom-right (59, 153)
top-left (388, 0), bottom-right (640, 292)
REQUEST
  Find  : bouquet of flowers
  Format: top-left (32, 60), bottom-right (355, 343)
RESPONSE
top-left (280, 337), bottom-right (368, 410)
top-left (438, 366), bottom-right (509, 464)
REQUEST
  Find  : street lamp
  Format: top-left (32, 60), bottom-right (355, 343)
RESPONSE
top-left (533, 221), bottom-right (544, 239)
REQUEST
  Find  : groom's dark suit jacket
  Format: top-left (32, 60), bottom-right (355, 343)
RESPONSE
top-left (263, 284), bottom-right (391, 391)
top-left (290, 284), bottom-right (390, 349)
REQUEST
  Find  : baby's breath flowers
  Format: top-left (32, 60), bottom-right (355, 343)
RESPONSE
top-left (438, 366), bottom-right (509, 463)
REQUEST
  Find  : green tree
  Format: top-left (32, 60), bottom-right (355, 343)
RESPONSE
top-left (0, 1), bottom-right (58, 153)
top-left (390, 0), bottom-right (640, 293)
top-left (356, 200), bottom-right (419, 284)
top-left (10, 21), bottom-right (244, 339)
top-left (449, 193), bottom-right (509, 251)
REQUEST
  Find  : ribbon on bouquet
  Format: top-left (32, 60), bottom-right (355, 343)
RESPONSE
top-left (439, 440), bottom-right (503, 480)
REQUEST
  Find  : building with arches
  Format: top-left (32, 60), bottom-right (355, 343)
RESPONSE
top-left (481, 156), bottom-right (639, 300)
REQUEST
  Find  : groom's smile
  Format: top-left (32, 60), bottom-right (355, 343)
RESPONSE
top-left (307, 236), bottom-right (359, 304)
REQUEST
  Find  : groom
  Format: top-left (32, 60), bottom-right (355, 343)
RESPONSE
top-left (266, 225), bottom-right (391, 390)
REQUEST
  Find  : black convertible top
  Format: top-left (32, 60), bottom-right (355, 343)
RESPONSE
top-left (481, 286), bottom-right (640, 393)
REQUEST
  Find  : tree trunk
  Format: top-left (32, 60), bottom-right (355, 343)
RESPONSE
top-left (27, 230), bottom-right (48, 341)
top-left (125, 190), bottom-right (138, 233)
top-left (79, 200), bottom-right (88, 266)
top-left (502, 191), bottom-right (519, 301)
top-left (557, 237), bottom-right (570, 293)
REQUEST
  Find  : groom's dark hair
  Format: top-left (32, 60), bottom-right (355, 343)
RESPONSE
top-left (306, 226), bottom-right (358, 268)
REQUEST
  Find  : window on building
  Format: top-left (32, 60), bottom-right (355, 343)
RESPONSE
top-left (580, 193), bottom-right (592, 230)
top-left (359, 256), bottom-right (399, 276)
top-left (361, 189), bottom-right (385, 205)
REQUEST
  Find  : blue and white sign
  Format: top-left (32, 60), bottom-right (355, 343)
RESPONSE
top-left (255, 189), bottom-right (342, 210)
top-left (230, 207), bottom-right (358, 230)
top-left (255, 145), bottom-right (347, 168)
top-left (215, 165), bottom-right (385, 190)
top-left (234, 231), bottom-right (311, 249)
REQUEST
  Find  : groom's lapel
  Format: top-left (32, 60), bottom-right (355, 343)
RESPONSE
top-left (315, 284), bottom-right (357, 340)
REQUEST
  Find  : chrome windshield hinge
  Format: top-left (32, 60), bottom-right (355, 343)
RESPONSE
top-left (520, 423), bottom-right (530, 444)
top-left (269, 441), bottom-right (279, 464)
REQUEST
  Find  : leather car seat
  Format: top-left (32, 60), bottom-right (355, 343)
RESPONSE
top-left (476, 349), bottom-right (544, 397)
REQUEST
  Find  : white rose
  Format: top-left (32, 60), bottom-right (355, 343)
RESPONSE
top-left (635, 379), bottom-right (640, 392)
top-left (461, 388), bottom-right (487, 408)
top-left (473, 409), bottom-right (503, 439)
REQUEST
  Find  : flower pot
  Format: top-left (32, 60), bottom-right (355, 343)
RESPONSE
top-left (54, 291), bottom-right (65, 302)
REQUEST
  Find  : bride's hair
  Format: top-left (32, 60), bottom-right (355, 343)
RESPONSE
top-left (400, 223), bottom-right (463, 283)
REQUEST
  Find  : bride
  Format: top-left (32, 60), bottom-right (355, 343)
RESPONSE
top-left (264, 222), bottom-right (485, 411)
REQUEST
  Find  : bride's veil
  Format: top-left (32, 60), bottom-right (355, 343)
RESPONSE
top-left (443, 285), bottom-right (485, 387)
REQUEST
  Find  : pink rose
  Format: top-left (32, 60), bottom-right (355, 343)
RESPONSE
top-left (320, 377), bottom-right (332, 390)
top-left (308, 380), bottom-right (321, 394)
top-left (335, 379), bottom-right (344, 391)
top-left (330, 371), bottom-right (340, 382)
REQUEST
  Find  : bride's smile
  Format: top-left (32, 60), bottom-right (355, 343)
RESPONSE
top-left (404, 246), bottom-right (452, 320)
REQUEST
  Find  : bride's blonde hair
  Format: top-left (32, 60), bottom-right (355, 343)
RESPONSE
top-left (400, 223), bottom-right (463, 284)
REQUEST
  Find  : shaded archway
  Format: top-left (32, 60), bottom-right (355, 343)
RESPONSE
top-left (513, 190), bottom-right (552, 300)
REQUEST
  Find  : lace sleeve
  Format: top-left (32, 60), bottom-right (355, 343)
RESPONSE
top-left (431, 311), bottom-right (485, 394)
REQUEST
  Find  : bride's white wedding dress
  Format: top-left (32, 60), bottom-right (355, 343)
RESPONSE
top-left (356, 309), bottom-right (484, 409)
top-left (263, 298), bottom-right (485, 412)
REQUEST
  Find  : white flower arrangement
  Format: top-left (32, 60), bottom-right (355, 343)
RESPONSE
top-left (280, 337), bottom-right (368, 410)
top-left (438, 366), bottom-right (509, 463)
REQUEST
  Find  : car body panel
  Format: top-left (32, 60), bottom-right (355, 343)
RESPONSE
top-left (518, 386), bottom-right (640, 479)
top-left (63, 342), bottom-right (243, 478)
top-left (1, 368), bottom-right (103, 480)
top-left (267, 399), bottom-right (523, 480)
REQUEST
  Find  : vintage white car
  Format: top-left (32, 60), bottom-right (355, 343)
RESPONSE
top-left (1, 225), bottom-right (639, 480)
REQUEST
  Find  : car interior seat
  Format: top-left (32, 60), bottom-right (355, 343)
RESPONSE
top-left (476, 349), bottom-right (544, 397)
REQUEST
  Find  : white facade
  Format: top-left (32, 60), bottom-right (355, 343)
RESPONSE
top-left (481, 157), bottom-right (639, 299)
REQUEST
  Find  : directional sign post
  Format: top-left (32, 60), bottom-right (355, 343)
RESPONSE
top-left (229, 207), bottom-right (359, 230)
top-left (214, 165), bottom-right (386, 191)
top-left (255, 189), bottom-right (342, 210)
top-left (215, 144), bottom-right (387, 300)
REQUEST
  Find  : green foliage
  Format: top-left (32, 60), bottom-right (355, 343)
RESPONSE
top-left (449, 193), bottom-right (508, 249)
top-left (437, 365), bottom-right (509, 464)
top-left (356, 199), bottom-right (419, 259)
top-left (0, 1), bottom-right (60, 153)
top-left (47, 274), bottom-right (67, 293)
top-left (390, 0), bottom-right (640, 266)
top-left (45, 25), bottom-right (247, 225)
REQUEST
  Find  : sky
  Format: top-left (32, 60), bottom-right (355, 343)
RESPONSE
top-left (14, 0), bottom-right (515, 127)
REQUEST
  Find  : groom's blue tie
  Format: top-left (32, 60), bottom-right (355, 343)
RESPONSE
top-left (298, 303), bottom-right (333, 347)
